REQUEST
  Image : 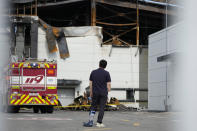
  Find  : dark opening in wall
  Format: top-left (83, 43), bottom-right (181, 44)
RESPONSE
top-left (25, 25), bottom-right (31, 46)
top-left (24, 24), bottom-right (31, 58)
top-left (126, 90), bottom-right (135, 102)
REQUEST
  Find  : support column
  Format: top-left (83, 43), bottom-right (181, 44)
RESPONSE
top-left (136, 0), bottom-right (139, 46)
top-left (35, 0), bottom-right (37, 16)
top-left (91, 0), bottom-right (96, 26)
top-left (31, 2), bottom-right (33, 15)
top-left (24, 5), bottom-right (26, 15)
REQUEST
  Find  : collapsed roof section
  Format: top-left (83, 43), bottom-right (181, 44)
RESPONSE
top-left (9, 0), bottom-right (181, 46)
top-left (10, 16), bottom-right (71, 60)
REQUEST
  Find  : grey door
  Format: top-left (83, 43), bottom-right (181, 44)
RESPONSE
top-left (57, 88), bottom-right (75, 106)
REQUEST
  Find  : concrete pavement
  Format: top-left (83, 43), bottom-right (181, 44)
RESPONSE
top-left (2, 110), bottom-right (179, 131)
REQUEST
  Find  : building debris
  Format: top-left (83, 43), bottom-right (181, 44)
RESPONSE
top-left (55, 92), bottom-right (137, 111)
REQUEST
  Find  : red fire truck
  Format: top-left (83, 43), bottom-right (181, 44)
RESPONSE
top-left (4, 60), bottom-right (58, 113)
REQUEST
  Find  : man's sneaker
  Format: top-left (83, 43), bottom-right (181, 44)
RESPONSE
top-left (96, 123), bottom-right (105, 128)
top-left (83, 121), bottom-right (93, 127)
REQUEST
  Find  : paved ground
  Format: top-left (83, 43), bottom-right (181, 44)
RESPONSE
top-left (1, 109), bottom-right (180, 131)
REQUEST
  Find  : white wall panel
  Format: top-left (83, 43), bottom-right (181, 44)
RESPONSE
top-left (108, 91), bottom-right (126, 100)
top-left (167, 34), bottom-right (180, 52)
top-left (38, 27), bottom-right (148, 108)
top-left (149, 31), bottom-right (166, 43)
top-left (149, 68), bottom-right (166, 83)
top-left (148, 82), bottom-right (166, 97)
top-left (148, 39), bottom-right (166, 57)
top-left (148, 24), bottom-right (180, 111)
top-left (148, 55), bottom-right (166, 70)
top-left (148, 96), bottom-right (166, 111)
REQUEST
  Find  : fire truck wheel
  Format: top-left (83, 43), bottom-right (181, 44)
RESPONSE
top-left (15, 107), bottom-right (20, 113)
top-left (7, 106), bottom-right (19, 113)
top-left (40, 106), bottom-right (47, 113)
top-left (46, 106), bottom-right (54, 113)
top-left (33, 107), bottom-right (39, 113)
top-left (6, 106), bottom-right (12, 113)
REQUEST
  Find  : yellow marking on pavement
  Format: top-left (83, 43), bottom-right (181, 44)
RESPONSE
top-left (121, 119), bottom-right (130, 122)
top-left (133, 122), bottom-right (140, 127)
top-left (55, 103), bottom-right (120, 108)
top-left (83, 128), bottom-right (112, 131)
top-left (107, 104), bottom-right (120, 106)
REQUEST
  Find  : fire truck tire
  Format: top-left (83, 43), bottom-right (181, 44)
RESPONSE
top-left (7, 106), bottom-right (19, 113)
top-left (7, 106), bottom-right (13, 113)
top-left (33, 107), bottom-right (39, 113)
top-left (40, 106), bottom-right (47, 113)
top-left (46, 106), bottom-right (54, 113)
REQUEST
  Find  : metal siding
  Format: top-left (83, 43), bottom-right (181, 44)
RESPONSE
top-left (148, 29), bottom-right (167, 111)
top-left (148, 24), bottom-right (180, 111)
top-left (57, 88), bottom-right (75, 106)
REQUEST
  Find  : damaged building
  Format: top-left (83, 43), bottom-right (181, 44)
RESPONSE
top-left (8, 0), bottom-right (179, 109)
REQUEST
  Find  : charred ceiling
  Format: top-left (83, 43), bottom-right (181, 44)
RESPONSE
top-left (38, 1), bottom-right (90, 27)
top-left (10, 0), bottom-right (180, 45)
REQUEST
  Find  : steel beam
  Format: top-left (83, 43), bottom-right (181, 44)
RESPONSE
top-left (37, 0), bottom-right (85, 7)
top-left (96, 0), bottom-right (176, 15)
top-left (91, 0), bottom-right (96, 26)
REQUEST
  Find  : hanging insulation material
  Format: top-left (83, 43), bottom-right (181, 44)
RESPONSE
top-left (56, 29), bottom-right (70, 59)
top-left (46, 27), bottom-right (58, 53)
top-left (39, 18), bottom-right (69, 59)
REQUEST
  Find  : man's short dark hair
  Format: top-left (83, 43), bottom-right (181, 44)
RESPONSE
top-left (99, 59), bottom-right (107, 68)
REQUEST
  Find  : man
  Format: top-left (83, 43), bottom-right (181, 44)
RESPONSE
top-left (83, 59), bottom-right (111, 127)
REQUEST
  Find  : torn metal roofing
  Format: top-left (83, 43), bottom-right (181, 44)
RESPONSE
top-left (12, 0), bottom-right (34, 3)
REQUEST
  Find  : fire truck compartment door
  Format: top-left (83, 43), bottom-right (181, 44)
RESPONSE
top-left (21, 69), bottom-right (46, 91)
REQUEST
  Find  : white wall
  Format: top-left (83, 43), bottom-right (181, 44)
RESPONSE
top-left (38, 27), bottom-right (148, 107)
top-left (148, 24), bottom-right (181, 111)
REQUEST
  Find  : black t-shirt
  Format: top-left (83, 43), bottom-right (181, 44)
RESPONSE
top-left (89, 68), bottom-right (111, 95)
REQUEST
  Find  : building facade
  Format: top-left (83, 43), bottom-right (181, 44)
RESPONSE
top-left (148, 24), bottom-right (181, 111)
top-left (38, 26), bottom-right (148, 108)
